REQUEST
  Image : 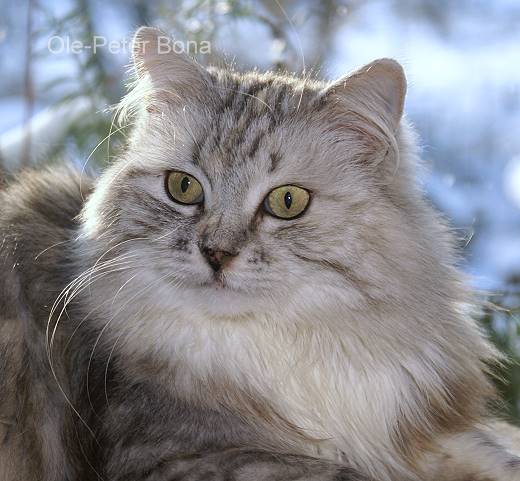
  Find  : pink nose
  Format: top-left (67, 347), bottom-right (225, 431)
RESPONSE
top-left (200, 246), bottom-right (237, 272)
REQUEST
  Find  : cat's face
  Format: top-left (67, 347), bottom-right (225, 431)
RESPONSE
top-left (82, 28), bottom-right (411, 321)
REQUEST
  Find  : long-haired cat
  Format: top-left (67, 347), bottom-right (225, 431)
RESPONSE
top-left (1, 27), bottom-right (519, 481)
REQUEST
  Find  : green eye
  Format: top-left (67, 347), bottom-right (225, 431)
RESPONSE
top-left (264, 185), bottom-right (310, 219)
top-left (166, 171), bottom-right (204, 205)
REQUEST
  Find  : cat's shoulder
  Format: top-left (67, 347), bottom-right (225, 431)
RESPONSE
top-left (0, 166), bottom-right (93, 318)
top-left (0, 166), bottom-right (92, 230)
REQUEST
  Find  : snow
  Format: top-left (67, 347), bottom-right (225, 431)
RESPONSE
top-left (0, 97), bottom-right (92, 169)
top-left (505, 156), bottom-right (520, 209)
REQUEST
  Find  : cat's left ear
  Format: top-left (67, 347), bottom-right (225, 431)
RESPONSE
top-left (323, 58), bottom-right (406, 133)
top-left (131, 26), bottom-right (210, 99)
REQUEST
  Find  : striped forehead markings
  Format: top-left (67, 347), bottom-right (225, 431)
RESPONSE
top-left (190, 74), bottom-right (322, 171)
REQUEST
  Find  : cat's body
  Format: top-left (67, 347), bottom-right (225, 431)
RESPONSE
top-left (1, 27), bottom-right (519, 481)
top-left (0, 169), bottom-right (360, 481)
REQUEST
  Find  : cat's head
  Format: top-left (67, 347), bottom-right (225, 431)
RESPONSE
top-left (82, 27), bottom-right (448, 324)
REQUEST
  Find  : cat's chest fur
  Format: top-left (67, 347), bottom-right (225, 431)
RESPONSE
top-left (108, 303), bottom-right (440, 481)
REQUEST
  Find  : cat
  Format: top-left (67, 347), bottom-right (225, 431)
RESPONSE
top-left (0, 26), bottom-right (519, 481)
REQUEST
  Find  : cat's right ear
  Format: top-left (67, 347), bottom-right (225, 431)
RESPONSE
top-left (322, 58), bottom-right (406, 134)
top-left (131, 26), bottom-right (210, 101)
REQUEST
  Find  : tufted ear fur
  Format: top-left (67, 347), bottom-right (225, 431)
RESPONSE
top-left (131, 26), bottom-right (210, 102)
top-left (323, 58), bottom-right (406, 134)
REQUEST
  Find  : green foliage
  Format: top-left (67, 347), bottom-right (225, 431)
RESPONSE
top-left (482, 285), bottom-right (520, 423)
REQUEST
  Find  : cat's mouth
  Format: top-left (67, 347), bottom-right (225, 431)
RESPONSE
top-left (200, 271), bottom-right (238, 292)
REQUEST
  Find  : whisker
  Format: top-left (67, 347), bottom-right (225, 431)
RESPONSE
top-left (87, 237), bottom-right (148, 290)
top-left (45, 254), bottom-right (139, 440)
top-left (273, 0), bottom-right (306, 74)
top-left (34, 238), bottom-right (76, 260)
top-left (48, 254), bottom-right (137, 354)
top-left (79, 120), bottom-right (135, 201)
top-left (86, 271), bottom-right (175, 418)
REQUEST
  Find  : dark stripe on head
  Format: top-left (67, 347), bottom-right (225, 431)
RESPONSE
top-left (132, 218), bottom-right (162, 235)
top-left (247, 133), bottom-right (264, 159)
top-left (269, 151), bottom-right (282, 173)
top-left (507, 456), bottom-right (520, 469)
top-left (192, 143), bottom-right (201, 166)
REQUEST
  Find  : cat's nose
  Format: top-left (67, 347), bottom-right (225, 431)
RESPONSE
top-left (199, 246), bottom-right (238, 272)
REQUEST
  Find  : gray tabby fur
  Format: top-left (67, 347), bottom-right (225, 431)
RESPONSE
top-left (0, 27), bottom-right (519, 481)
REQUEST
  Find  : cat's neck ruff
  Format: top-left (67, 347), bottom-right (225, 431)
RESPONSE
top-left (95, 280), bottom-right (492, 481)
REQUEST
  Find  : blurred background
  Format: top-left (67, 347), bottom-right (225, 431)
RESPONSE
top-left (0, 0), bottom-right (519, 420)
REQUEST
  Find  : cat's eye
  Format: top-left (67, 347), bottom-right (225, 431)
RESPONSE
top-left (166, 171), bottom-right (204, 205)
top-left (264, 185), bottom-right (310, 219)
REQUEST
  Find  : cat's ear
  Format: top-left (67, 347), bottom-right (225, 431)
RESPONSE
top-left (131, 26), bottom-right (210, 98)
top-left (323, 58), bottom-right (406, 133)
